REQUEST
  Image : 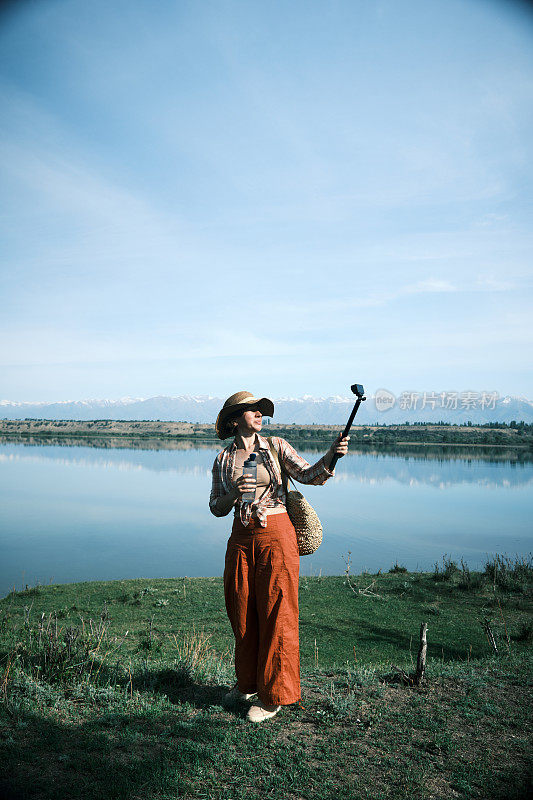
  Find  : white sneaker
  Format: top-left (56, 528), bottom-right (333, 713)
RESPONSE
top-left (246, 702), bottom-right (282, 723)
top-left (223, 685), bottom-right (257, 705)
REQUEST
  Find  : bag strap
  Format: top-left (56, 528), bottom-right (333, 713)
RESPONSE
top-left (267, 436), bottom-right (293, 493)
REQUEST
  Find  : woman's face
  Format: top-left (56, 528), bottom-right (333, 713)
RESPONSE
top-left (236, 407), bottom-right (262, 434)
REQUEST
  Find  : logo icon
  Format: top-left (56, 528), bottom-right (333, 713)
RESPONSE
top-left (375, 389), bottom-right (396, 412)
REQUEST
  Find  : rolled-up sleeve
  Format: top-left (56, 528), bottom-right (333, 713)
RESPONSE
top-left (276, 437), bottom-right (334, 485)
top-left (209, 457), bottom-right (226, 516)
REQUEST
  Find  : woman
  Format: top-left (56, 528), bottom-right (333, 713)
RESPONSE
top-left (209, 390), bottom-right (349, 723)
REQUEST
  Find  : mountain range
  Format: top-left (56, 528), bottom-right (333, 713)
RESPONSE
top-left (1, 394), bottom-right (532, 424)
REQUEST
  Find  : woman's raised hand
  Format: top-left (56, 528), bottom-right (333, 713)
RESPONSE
top-left (334, 433), bottom-right (350, 455)
top-left (326, 433), bottom-right (350, 465)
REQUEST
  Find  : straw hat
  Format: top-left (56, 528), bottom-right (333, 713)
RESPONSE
top-left (215, 391), bottom-right (275, 439)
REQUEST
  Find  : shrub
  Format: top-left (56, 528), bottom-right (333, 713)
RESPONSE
top-left (458, 559), bottom-right (484, 591)
top-left (324, 682), bottom-right (360, 717)
top-left (433, 555), bottom-right (460, 582)
top-left (166, 628), bottom-right (233, 686)
top-left (7, 612), bottom-right (111, 686)
top-left (484, 554), bottom-right (533, 593)
top-left (389, 562), bottom-right (408, 574)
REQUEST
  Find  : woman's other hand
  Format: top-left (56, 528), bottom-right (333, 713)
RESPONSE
top-left (326, 433), bottom-right (350, 467)
top-left (233, 474), bottom-right (257, 497)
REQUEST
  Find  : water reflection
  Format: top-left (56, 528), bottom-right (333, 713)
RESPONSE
top-left (1, 439), bottom-right (532, 597)
top-left (1, 441), bottom-right (531, 489)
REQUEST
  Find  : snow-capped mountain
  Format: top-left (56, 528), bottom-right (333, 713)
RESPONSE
top-left (1, 394), bottom-right (532, 424)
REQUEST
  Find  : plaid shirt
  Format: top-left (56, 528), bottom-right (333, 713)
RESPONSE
top-left (209, 434), bottom-right (334, 528)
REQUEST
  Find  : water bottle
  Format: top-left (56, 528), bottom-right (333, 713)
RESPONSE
top-left (241, 453), bottom-right (257, 502)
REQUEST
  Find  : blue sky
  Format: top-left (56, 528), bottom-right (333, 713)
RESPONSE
top-left (1, 0), bottom-right (532, 402)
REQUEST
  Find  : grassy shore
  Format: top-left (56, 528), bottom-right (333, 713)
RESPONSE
top-left (1, 556), bottom-right (532, 799)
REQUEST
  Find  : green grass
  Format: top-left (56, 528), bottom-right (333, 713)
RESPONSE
top-left (1, 562), bottom-right (532, 800)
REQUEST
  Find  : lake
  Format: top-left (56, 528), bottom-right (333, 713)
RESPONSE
top-left (1, 439), bottom-right (532, 598)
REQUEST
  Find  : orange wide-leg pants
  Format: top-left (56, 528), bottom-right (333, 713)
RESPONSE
top-left (223, 511), bottom-right (301, 706)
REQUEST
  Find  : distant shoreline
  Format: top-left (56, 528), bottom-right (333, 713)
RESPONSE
top-left (0, 418), bottom-right (531, 449)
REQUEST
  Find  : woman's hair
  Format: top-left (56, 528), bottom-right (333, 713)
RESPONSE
top-left (222, 409), bottom-right (244, 438)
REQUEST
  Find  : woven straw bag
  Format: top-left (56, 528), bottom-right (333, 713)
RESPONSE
top-left (267, 437), bottom-right (323, 556)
